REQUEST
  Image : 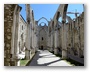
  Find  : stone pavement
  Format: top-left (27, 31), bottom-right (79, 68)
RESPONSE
top-left (28, 50), bottom-right (72, 66)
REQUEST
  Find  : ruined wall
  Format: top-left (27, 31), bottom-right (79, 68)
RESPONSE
top-left (4, 4), bottom-right (22, 66)
top-left (38, 25), bottom-right (48, 50)
top-left (66, 12), bottom-right (84, 58)
top-left (18, 15), bottom-right (27, 53)
top-left (4, 4), bottom-right (16, 66)
top-left (79, 12), bottom-right (84, 57)
top-left (49, 8), bottom-right (84, 63)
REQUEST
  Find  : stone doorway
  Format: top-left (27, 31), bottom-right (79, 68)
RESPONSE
top-left (41, 46), bottom-right (43, 50)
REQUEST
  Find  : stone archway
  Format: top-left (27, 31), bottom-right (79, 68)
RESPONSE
top-left (38, 17), bottom-right (49, 23)
top-left (37, 17), bottom-right (49, 26)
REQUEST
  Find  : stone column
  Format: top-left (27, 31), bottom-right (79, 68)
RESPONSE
top-left (78, 22), bottom-right (81, 57)
top-left (14, 6), bottom-right (21, 66)
top-left (25, 25), bottom-right (31, 59)
top-left (54, 29), bottom-right (58, 54)
top-left (62, 21), bottom-right (67, 59)
top-left (25, 4), bottom-right (31, 59)
top-left (57, 30), bottom-right (59, 49)
top-left (33, 31), bottom-right (35, 53)
top-left (50, 34), bottom-right (53, 51)
top-left (4, 4), bottom-right (17, 66)
top-left (32, 30), bottom-right (35, 53)
top-left (35, 33), bottom-right (37, 52)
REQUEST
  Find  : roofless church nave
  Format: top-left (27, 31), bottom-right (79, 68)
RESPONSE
top-left (4, 4), bottom-right (84, 66)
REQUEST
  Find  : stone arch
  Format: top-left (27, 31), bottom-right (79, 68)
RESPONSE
top-left (66, 15), bottom-right (72, 23)
top-left (38, 17), bottom-right (48, 22)
top-left (37, 17), bottom-right (49, 25)
top-left (62, 4), bottom-right (84, 22)
top-left (55, 4), bottom-right (84, 23)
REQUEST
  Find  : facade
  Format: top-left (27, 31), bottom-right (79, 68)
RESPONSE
top-left (38, 24), bottom-right (48, 50)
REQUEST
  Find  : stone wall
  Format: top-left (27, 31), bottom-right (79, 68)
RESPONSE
top-left (18, 15), bottom-right (27, 54)
top-left (38, 25), bottom-right (48, 50)
top-left (48, 9), bottom-right (84, 64)
top-left (66, 12), bottom-right (84, 63)
top-left (4, 4), bottom-right (20, 66)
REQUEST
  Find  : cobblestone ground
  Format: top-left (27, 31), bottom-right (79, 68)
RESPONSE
top-left (28, 50), bottom-right (72, 66)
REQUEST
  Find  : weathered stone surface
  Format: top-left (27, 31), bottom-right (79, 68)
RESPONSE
top-left (4, 4), bottom-right (84, 66)
top-left (47, 4), bottom-right (84, 64)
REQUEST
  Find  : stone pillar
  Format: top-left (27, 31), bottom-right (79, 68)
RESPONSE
top-left (4, 4), bottom-right (22, 66)
top-left (78, 24), bottom-right (81, 57)
top-left (62, 21), bottom-right (67, 59)
top-left (53, 33), bottom-right (54, 51)
top-left (50, 34), bottom-right (53, 51)
top-left (4, 4), bottom-right (16, 66)
top-left (32, 29), bottom-right (34, 53)
top-left (33, 31), bottom-right (35, 53)
top-left (57, 30), bottom-right (59, 49)
top-left (25, 24), bottom-right (31, 59)
top-left (25, 4), bottom-right (31, 59)
top-left (54, 30), bottom-right (58, 54)
top-left (35, 33), bottom-right (37, 52)
top-left (13, 6), bottom-right (21, 66)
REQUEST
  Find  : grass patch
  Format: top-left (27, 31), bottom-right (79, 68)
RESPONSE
top-left (20, 59), bottom-right (30, 66)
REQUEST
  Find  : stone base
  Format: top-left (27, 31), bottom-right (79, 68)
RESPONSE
top-left (10, 60), bottom-right (16, 66)
top-left (4, 58), bottom-right (10, 66)
top-left (62, 50), bottom-right (67, 59)
top-left (4, 57), bottom-right (20, 66)
top-left (49, 47), bottom-right (52, 52)
top-left (25, 50), bottom-right (30, 59)
top-left (10, 59), bottom-right (20, 66)
top-left (77, 48), bottom-right (83, 58)
top-left (54, 48), bottom-right (58, 54)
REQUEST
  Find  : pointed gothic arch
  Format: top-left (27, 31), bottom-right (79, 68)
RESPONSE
top-left (37, 17), bottom-right (49, 25)
top-left (38, 17), bottom-right (48, 22)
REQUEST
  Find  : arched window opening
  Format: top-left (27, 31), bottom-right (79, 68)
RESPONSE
top-left (22, 25), bottom-right (23, 30)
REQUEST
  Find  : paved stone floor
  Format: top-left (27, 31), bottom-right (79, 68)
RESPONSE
top-left (28, 50), bottom-right (72, 66)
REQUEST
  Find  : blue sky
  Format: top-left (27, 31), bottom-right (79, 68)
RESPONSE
top-left (19, 4), bottom-right (83, 25)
